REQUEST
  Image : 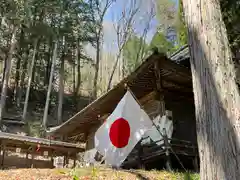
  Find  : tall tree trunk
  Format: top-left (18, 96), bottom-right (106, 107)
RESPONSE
top-left (18, 48), bottom-right (30, 107)
top-left (43, 41), bottom-right (58, 129)
top-left (31, 39), bottom-right (41, 85)
top-left (73, 59), bottom-right (76, 95)
top-left (22, 39), bottom-right (38, 122)
top-left (76, 41), bottom-right (81, 97)
top-left (45, 39), bottom-right (53, 86)
top-left (2, 57), bottom-right (7, 88)
top-left (14, 29), bottom-right (24, 107)
top-left (182, 0), bottom-right (240, 179)
top-left (57, 38), bottom-right (65, 125)
top-left (0, 26), bottom-right (18, 127)
top-left (2, 35), bottom-right (11, 85)
top-left (107, 52), bottom-right (121, 90)
top-left (92, 38), bottom-right (100, 99)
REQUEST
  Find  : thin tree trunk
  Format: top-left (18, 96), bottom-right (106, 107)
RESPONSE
top-left (2, 35), bottom-right (11, 85)
top-left (182, 0), bottom-right (240, 179)
top-left (45, 39), bottom-right (53, 86)
top-left (107, 52), bottom-right (121, 91)
top-left (2, 57), bottom-right (7, 88)
top-left (57, 37), bottom-right (65, 125)
top-left (92, 38), bottom-right (100, 99)
top-left (18, 48), bottom-right (30, 107)
top-left (31, 39), bottom-right (41, 85)
top-left (57, 58), bottom-right (64, 125)
top-left (76, 41), bottom-right (81, 97)
top-left (0, 26), bottom-right (18, 127)
top-left (73, 60), bottom-right (76, 95)
top-left (22, 39), bottom-right (38, 122)
top-left (43, 41), bottom-right (58, 129)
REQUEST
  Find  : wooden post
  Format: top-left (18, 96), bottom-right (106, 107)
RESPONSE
top-left (0, 141), bottom-right (2, 168)
top-left (64, 153), bottom-right (69, 167)
top-left (26, 151), bottom-right (29, 166)
top-left (66, 153), bottom-right (69, 167)
top-left (163, 129), bottom-right (172, 171)
top-left (154, 60), bottom-right (166, 117)
top-left (137, 141), bottom-right (145, 169)
top-left (193, 156), bottom-right (199, 172)
top-left (73, 153), bottom-right (77, 168)
top-left (51, 150), bottom-right (54, 168)
top-left (1, 143), bottom-right (5, 169)
top-left (31, 147), bottom-right (34, 168)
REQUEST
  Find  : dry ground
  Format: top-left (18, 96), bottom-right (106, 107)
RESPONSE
top-left (0, 168), bottom-right (199, 180)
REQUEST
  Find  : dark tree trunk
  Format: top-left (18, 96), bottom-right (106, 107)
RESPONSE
top-left (14, 29), bottom-right (25, 107)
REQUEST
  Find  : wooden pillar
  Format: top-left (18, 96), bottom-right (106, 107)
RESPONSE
top-left (64, 153), bottom-right (69, 167)
top-left (137, 141), bottom-right (145, 169)
top-left (193, 156), bottom-right (199, 172)
top-left (26, 151), bottom-right (29, 166)
top-left (31, 147), bottom-right (34, 168)
top-left (165, 148), bottom-right (171, 171)
top-left (154, 60), bottom-right (166, 117)
top-left (51, 150), bottom-right (54, 168)
top-left (63, 156), bottom-right (66, 167)
top-left (0, 141), bottom-right (2, 168)
top-left (73, 153), bottom-right (77, 168)
top-left (163, 129), bottom-right (172, 171)
top-left (1, 143), bottom-right (5, 169)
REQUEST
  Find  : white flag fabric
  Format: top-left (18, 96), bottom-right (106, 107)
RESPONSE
top-left (94, 91), bottom-right (152, 167)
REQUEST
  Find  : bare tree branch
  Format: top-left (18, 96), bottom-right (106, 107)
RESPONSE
top-left (107, 0), bottom-right (140, 90)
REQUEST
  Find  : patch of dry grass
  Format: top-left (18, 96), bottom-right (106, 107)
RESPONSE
top-left (0, 167), bottom-right (199, 180)
top-left (59, 167), bottom-right (199, 180)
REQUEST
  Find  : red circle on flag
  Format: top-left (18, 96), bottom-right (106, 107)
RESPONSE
top-left (109, 118), bottom-right (130, 148)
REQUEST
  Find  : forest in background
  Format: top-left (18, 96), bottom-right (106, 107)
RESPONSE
top-left (0, 0), bottom-right (239, 137)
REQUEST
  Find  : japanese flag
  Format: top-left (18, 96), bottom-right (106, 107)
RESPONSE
top-left (94, 91), bottom-right (152, 167)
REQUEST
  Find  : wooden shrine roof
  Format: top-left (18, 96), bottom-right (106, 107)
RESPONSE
top-left (0, 132), bottom-right (84, 157)
top-left (47, 53), bottom-right (193, 141)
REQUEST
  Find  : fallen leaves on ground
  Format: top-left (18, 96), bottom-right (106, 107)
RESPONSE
top-left (0, 168), bottom-right (199, 180)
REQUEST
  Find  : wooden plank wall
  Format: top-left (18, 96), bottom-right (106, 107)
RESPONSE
top-left (165, 99), bottom-right (197, 144)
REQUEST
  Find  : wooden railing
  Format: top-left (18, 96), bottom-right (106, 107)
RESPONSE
top-left (123, 137), bottom-right (198, 167)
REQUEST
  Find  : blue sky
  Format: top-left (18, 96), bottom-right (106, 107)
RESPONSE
top-left (102, 0), bottom-right (159, 52)
top-left (85, 0), bottom-right (179, 55)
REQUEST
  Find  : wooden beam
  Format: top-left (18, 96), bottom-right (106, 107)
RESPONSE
top-left (159, 56), bottom-right (192, 79)
top-left (139, 91), bottom-right (157, 105)
top-left (162, 80), bottom-right (192, 93)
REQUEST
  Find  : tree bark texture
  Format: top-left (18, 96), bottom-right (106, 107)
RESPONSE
top-left (14, 29), bottom-right (24, 106)
top-left (57, 39), bottom-right (65, 125)
top-left (43, 42), bottom-right (58, 129)
top-left (93, 38), bottom-right (100, 99)
top-left (22, 39), bottom-right (38, 122)
top-left (0, 26), bottom-right (18, 126)
top-left (182, 0), bottom-right (240, 179)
